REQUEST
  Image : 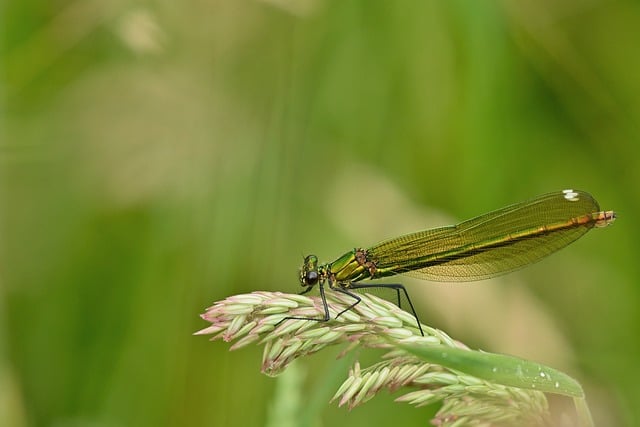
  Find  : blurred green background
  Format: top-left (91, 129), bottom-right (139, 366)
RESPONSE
top-left (1, 1), bottom-right (638, 426)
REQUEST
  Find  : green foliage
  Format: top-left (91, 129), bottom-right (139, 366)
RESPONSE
top-left (1, 1), bottom-right (638, 426)
top-left (198, 291), bottom-right (556, 426)
top-left (397, 343), bottom-right (584, 398)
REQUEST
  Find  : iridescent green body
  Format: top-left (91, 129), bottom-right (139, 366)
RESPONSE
top-left (292, 189), bottom-right (616, 335)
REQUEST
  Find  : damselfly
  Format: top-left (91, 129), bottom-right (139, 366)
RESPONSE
top-left (286, 189), bottom-right (615, 335)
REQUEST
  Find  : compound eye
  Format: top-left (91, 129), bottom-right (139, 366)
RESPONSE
top-left (305, 270), bottom-right (319, 285)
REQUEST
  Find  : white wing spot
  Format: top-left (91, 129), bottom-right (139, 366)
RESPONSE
top-left (562, 189), bottom-right (579, 201)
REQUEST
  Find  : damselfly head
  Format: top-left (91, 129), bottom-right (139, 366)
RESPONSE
top-left (300, 255), bottom-right (320, 287)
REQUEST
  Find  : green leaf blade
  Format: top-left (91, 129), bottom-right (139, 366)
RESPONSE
top-left (397, 343), bottom-right (584, 398)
